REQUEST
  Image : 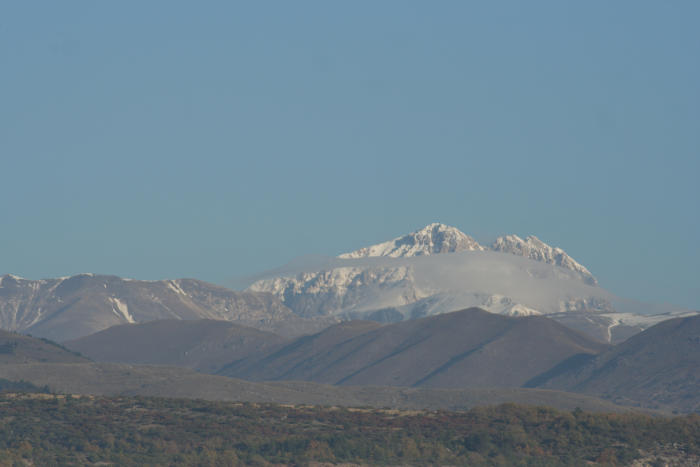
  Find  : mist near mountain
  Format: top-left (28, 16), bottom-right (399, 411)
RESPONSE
top-left (245, 251), bottom-right (683, 317)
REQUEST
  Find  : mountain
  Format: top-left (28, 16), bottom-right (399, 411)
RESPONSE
top-left (3, 224), bottom-right (691, 345)
top-left (247, 223), bottom-right (692, 342)
top-left (532, 314), bottom-right (700, 412)
top-left (337, 224), bottom-right (595, 287)
top-left (0, 328), bottom-right (634, 412)
top-left (248, 224), bottom-right (605, 318)
top-left (0, 361), bottom-right (634, 413)
top-left (0, 273), bottom-right (334, 342)
top-left (0, 319), bottom-right (691, 414)
top-left (0, 325), bottom-right (632, 413)
top-left (339, 222), bottom-right (486, 258)
top-left (491, 234), bottom-right (596, 285)
top-left (220, 308), bottom-right (608, 388)
top-left (0, 329), bottom-right (88, 364)
top-left (543, 309), bottom-right (700, 344)
top-left (248, 223), bottom-right (609, 319)
top-left (65, 319), bottom-right (286, 373)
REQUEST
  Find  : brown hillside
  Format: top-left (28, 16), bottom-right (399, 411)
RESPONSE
top-left (65, 319), bottom-right (286, 373)
top-left (221, 308), bottom-right (608, 388)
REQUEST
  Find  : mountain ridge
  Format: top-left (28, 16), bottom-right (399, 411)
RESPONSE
top-left (247, 223), bottom-right (613, 324)
top-left (339, 223), bottom-right (486, 258)
top-left (64, 319), bottom-right (287, 373)
top-left (533, 314), bottom-right (700, 412)
top-left (337, 224), bottom-right (595, 284)
top-left (220, 307), bottom-right (609, 388)
top-left (0, 273), bottom-right (335, 342)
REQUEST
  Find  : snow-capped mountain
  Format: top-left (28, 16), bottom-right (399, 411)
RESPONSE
top-left (247, 223), bottom-right (694, 342)
top-left (249, 223), bottom-right (603, 319)
top-left (339, 223), bottom-right (485, 258)
top-left (0, 273), bottom-right (333, 342)
top-left (3, 224), bottom-right (690, 345)
top-left (249, 266), bottom-right (420, 318)
top-left (491, 234), bottom-right (597, 285)
top-left (340, 223), bottom-right (596, 283)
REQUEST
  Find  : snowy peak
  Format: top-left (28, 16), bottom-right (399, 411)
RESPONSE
top-left (0, 274), bottom-right (308, 341)
top-left (339, 223), bottom-right (486, 259)
top-left (0, 274), bottom-right (25, 285)
top-left (337, 224), bottom-right (597, 285)
top-left (491, 235), bottom-right (597, 285)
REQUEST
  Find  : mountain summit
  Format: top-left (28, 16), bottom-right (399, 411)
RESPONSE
top-left (491, 234), bottom-right (597, 285)
top-left (249, 223), bottom-right (609, 322)
top-left (338, 223), bottom-right (596, 284)
top-left (339, 223), bottom-right (485, 258)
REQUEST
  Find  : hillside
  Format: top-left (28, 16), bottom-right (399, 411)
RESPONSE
top-left (0, 329), bottom-right (88, 364)
top-left (0, 330), bottom-right (626, 412)
top-left (65, 319), bottom-right (286, 373)
top-left (0, 361), bottom-right (637, 414)
top-left (534, 314), bottom-right (700, 412)
top-left (220, 308), bottom-right (608, 388)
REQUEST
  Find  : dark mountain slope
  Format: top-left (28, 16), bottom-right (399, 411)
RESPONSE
top-left (0, 323), bottom-right (632, 413)
top-left (221, 308), bottom-right (608, 388)
top-left (0, 329), bottom-right (88, 364)
top-left (534, 314), bottom-right (700, 412)
top-left (65, 319), bottom-right (286, 373)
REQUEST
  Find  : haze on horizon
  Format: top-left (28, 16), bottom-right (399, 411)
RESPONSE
top-left (2, 1), bottom-right (698, 309)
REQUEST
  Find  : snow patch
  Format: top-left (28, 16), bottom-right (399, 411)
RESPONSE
top-left (166, 280), bottom-right (187, 295)
top-left (109, 297), bottom-right (135, 324)
top-left (0, 274), bottom-right (25, 285)
top-left (602, 310), bottom-right (699, 328)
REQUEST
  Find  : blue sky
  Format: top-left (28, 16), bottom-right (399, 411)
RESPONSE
top-left (2, 1), bottom-right (699, 308)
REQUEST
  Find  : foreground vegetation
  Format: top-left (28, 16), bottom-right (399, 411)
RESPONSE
top-left (0, 393), bottom-right (698, 466)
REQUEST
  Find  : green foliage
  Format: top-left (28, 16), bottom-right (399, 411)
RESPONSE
top-left (0, 394), bottom-right (697, 465)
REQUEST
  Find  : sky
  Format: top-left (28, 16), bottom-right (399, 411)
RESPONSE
top-left (2, 1), bottom-right (699, 308)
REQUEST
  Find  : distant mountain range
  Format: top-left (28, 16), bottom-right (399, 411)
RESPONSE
top-left (250, 224), bottom-right (600, 319)
top-left (0, 273), bottom-right (334, 342)
top-left (62, 307), bottom-right (699, 413)
top-left (248, 223), bottom-right (691, 342)
top-left (1, 222), bottom-right (697, 414)
top-left (1, 224), bottom-right (693, 344)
